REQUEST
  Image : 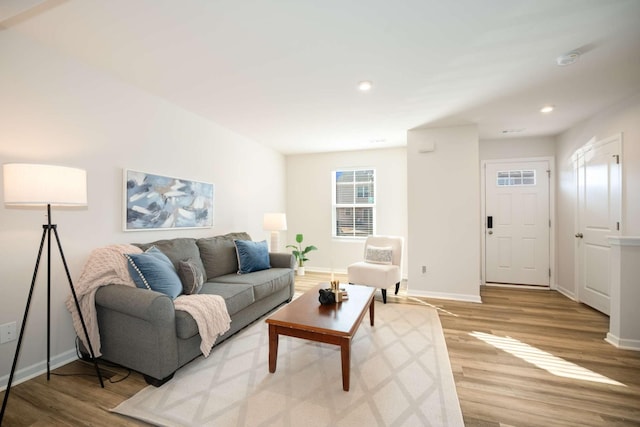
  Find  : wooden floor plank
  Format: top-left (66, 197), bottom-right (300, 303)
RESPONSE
top-left (1, 273), bottom-right (638, 426)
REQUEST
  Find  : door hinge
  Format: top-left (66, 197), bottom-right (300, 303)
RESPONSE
top-left (613, 154), bottom-right (620, 164)
top-left (547, 169), bottom-right (551, 178)
top-left (549, 219), bottom-right (551, 228)
top-left (617, 222), bottom-right (620, 231)
top-left (549, 268), bottom-right (551, 278)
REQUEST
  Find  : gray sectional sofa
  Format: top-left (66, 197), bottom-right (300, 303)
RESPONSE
top-left (91, 232), bottom-right (295, 386)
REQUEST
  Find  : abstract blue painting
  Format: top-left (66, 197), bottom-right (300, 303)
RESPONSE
top-left (124, 169), bottom-right (214, 231)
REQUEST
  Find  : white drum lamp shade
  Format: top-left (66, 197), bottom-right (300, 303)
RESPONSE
top-left (3, 163), bottom-right (87, 206)
top-left (263, 213), bottom-right (287, 252)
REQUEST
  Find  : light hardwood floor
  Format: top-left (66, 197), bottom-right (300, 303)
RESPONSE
top-left (1, 272), bottom-right (639, 426)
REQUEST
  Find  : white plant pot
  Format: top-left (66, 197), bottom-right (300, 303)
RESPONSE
top-left (297, 266), bottom-right (306, 276)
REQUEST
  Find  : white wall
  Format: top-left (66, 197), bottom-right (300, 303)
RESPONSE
top-left (0, 30), bottom-right (286, 387)
top-left (555, 92), bottom-right (640, 298)
top-left (480, 136), bottom-right (556, 160)
top-left (407, 126), bottom-right (481, 302)
top-left (285, 148), bottom-right (407, 274)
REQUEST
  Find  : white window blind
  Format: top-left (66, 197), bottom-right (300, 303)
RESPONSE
top-left (332, 169), bottom-right (375, 237)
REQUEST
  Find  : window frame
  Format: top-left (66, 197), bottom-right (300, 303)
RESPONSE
top-left (331, 168), bottom-right (376, 239)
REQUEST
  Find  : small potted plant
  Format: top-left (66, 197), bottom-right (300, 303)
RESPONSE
top-left (286, 233), bottom-right (317, 276)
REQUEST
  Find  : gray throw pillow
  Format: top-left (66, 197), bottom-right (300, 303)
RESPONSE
top-left (177, 258), bottom-right (205, 295)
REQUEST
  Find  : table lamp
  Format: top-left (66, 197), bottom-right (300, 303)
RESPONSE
top-left (263, 213), bottom-right (287, 252)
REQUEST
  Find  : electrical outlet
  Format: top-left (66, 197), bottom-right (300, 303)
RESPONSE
top-left (1, 322), bottom-right (17, 344)
top-left (421, 265), bottom-right (427, 274)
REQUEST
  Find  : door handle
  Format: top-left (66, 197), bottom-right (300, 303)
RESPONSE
top-left (488, 230), bottom-right (493, 235)
top-left (575, 232), bottom-right (584, 238)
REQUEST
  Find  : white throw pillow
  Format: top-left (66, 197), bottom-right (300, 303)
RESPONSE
top-left (365, 245), bottom-right (393, 265)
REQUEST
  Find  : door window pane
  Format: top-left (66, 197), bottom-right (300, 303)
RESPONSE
top-left (497, 170), bottom-right (536, 186)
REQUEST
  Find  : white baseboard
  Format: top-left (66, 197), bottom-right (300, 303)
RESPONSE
top-left (0, 349), bottom-right (78, 391)
top-left (305, 267), bottom-right (347, 275)
top-left (485, 283), bottom-right (550, 290)
top-left (407, 289), bottom-right (482, 303)
top-left (605, 333), bottom-right (640, 351)
top-left (556, 286), bottom-right (577, 302)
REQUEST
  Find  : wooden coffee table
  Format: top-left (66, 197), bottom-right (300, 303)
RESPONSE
top-left (266, 283), bottom-right (375, 391)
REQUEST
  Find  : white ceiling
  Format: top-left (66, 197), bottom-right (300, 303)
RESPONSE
top-left (3, 0), bottom-right (640, 154)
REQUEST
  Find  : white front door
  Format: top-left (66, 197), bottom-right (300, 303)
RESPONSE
top-left (485, 160), bottom-right (550, 286)
top-left (575, 134), bottom-right (621, 315)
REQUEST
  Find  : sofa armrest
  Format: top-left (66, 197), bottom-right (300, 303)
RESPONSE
top-left (95, 284), bottom-right (175, 323)
top-left (94, 284), bottom-right (179, 382)
top-left (269, 252), bottom-right (295, 269)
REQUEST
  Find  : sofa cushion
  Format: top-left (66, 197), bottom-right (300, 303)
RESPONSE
top-left (197, 232), bottom-right (251, 278)
top-left (234, 239), bottom-right (270, 274)
top-left (175, 282), bottom-right (255, 339)
top-left (124, 247), bottom-right (183, 299)
top-left (176, 259), bottom-right (205, 295)
top-left (213, 268), bottom-right (292, 301)
top-left (134, 238), bottom-right (207, 281)
top-left (200, 282), bottom-right (255, 316)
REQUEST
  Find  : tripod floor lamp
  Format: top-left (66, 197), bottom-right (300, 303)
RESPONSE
top-left (1, 163), bottom-right (103, 424)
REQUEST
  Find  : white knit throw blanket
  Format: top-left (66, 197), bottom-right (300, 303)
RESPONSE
top-left (174, 295), bottom-right (230, 357)
top-left (66, 244), bottom-right (231, 358)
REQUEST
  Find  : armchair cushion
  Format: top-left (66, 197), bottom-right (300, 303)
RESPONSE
top-left (347, 261), bottom-right (400, 290)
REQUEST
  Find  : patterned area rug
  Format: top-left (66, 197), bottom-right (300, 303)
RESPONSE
top-left (112, 302), bottom-right (463, 426)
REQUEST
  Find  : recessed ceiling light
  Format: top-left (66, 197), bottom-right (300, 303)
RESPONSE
top-left (540, 105), bottom-right (554, 113)
top-left (358, 81), bottom-right (372, 91)
top-left (556, 50), bottom-right (580, 66)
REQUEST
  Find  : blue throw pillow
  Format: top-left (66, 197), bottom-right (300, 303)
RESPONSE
top-left (234, 239), bottom-right (270, 274)
top-left (125, 246), bottom-right (183, 299)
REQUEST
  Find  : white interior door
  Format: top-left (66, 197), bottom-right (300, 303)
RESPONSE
top-left (575, 135), bottom-right (621, 315)
top-left (485, 160), bottom-right (550, 286)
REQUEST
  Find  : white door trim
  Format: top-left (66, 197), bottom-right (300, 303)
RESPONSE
top-left (480, 156), bottom-right (556, 288)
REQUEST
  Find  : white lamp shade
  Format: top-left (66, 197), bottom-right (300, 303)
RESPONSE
top-left (3, 163), bottom-right (87, 206)
top-left (263, 213), bottom-right (287, 231)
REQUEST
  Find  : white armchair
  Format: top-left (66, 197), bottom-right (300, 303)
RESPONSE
top-left (347, 236), bottom-right (403, 304)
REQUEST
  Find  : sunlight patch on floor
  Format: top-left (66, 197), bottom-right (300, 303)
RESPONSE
top-left (470, 331), bottom-right (625, 386)
top-left (407, 296), bottom-right (459, 317)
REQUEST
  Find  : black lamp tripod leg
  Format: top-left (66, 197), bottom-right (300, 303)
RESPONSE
top-left (0, 212), bottom-right (105, 425)
top-left (52, 226), bottom-right (104, 388)
top-left (0, 227), bottom-right (47, 423)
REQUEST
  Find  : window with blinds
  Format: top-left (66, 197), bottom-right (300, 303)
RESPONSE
top-left (332, 169), bottom-right (375, 237)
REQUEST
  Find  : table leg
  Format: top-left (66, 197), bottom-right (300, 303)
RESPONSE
top-left (268, 324), bottom-right (279, 373)
top-left (369, 298), bottom-right (375, 326)
top-left (340, 338), bottom-right (351, 391)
